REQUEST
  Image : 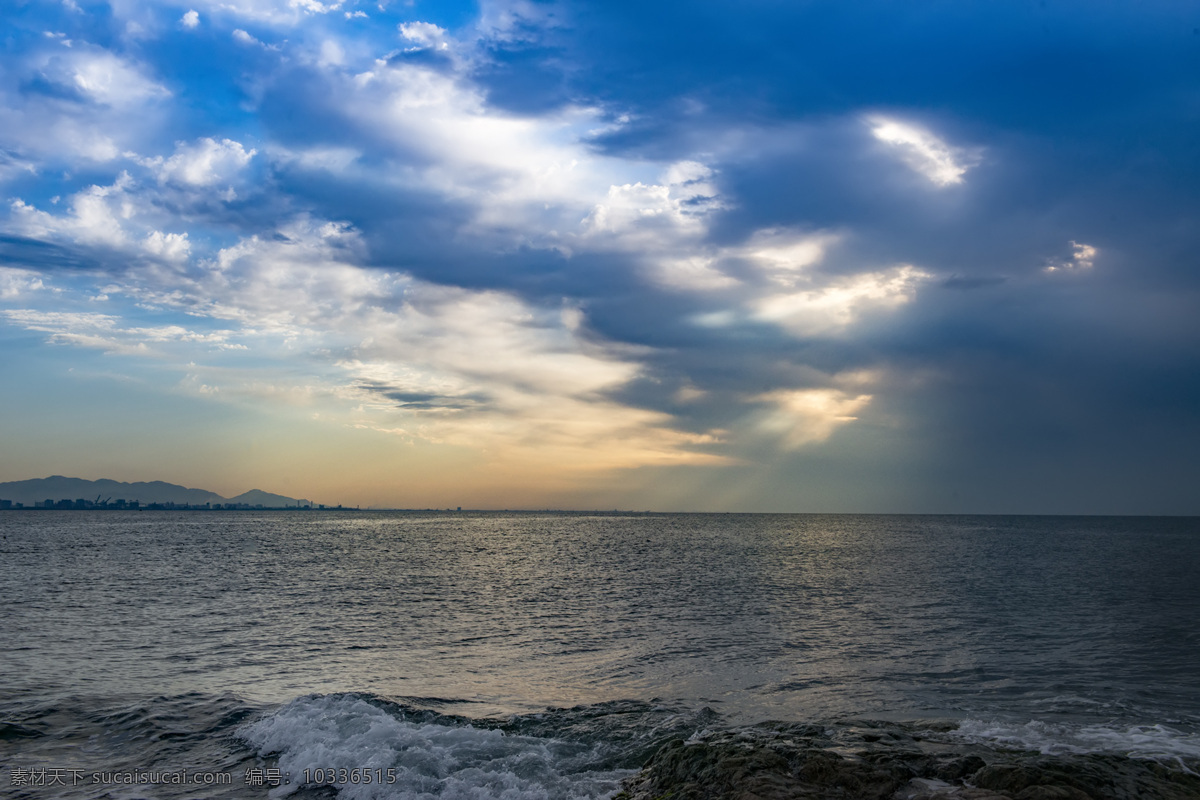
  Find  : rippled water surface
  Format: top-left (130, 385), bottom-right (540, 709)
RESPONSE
top-left (2, 512), bottom-right (1198, 797)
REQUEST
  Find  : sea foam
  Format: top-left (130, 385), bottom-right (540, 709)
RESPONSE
top-left (949, 718), bottom-right (1200, 769)
top-left (239, 694), bottom-right (632, 799)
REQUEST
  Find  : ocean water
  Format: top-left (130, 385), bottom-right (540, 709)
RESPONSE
top-left (1, 512), bottom-right (1197, 798)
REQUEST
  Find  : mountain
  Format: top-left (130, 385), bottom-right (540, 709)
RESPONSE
top-left (227, 489), bottom-right (308, 507)
top-left (0, 476), bottom-right (301, 507)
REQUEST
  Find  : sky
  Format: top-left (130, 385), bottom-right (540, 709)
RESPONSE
top-left (1, 0), bottom-right (1198, 513)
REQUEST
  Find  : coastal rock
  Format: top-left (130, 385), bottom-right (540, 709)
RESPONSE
top-left (614, 726), bottom-right (913, 800)
top-left (613, 721), bottom-right (1200, 800)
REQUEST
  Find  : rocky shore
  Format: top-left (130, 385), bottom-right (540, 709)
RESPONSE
top-left (613, 720), bottom-right (1200, 800)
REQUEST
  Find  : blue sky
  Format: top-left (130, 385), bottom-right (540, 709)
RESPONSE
top-left (1, 0), bottom-right (1198, 512)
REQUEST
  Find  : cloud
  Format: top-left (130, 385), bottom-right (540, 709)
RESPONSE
top-left (6, 0), bottom-right (1197, 510)
top-left (0, 17), bottom-right (938, 477)
top-left (291, 0), bottom-right (342, 14)
top-left (233, 29), bottom-right (265, 46)
top-left (477, 0), bottom-right (566, 44)
top-left (741, 229), bottom-right (838, 280)
top-left (11, 174), bottom-right (137, 249)
top-left (752, 264), bottom-right (929, 337)
top-left (398, 21), bottom-right (450, 51)
top-left (348, 63), bottom-right (645, 214)
top-left (0, 41), bottom-right (173, 164)
top-left (9, 174), bottom-right (199, 263)
top-left (752, 388), bottom-right (873, 449)
top-left (59, 51), bottom-right (171, 108)
top-left (0, 150), bottom-right (38, 185)
top-left (13, 214), bottom-right (728, 470)
top-left (143, 231), bottom-right (191, 261)
top-left (1045, 240), bottom-right (1097, 273)
top-left (869, 117), bottom-right (979, 187)
top-left (582, 182), bottom-right (694, 238)
top-left (0, 267), bottom-right (48, 300)
top-left (160, 0), bottom-right (343, 26)
top-left (140, 137), bottom-right (257, 187)
top-left (0, 309), bottom-right (240, 356)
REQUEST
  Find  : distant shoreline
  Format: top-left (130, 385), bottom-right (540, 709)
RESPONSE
top-left (0, 505), bottom-right (343, 511)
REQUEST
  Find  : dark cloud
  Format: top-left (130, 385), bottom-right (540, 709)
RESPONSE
top-left (356, 381), bottom-right (491, 411)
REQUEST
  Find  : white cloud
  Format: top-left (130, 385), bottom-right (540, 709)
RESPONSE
top-left (582, 183), bottom-right (676, 235)
top-left (27, 215), bottom-right (728, 470)
top-left (1045, 240), bottom-right (1098, 273)
top-left (0, 267), bottom-right (47, 300)
top-left (753, 265), bottom-right (929, 336)
top-left (66, 51), bottom-right (171, 108)
top-left (233, 29), bottom-right (264, 46)
top-left (399, 21), bottom-right (449, 51)
top-left (573, 161), bottom-right (730, 289)
top-left (0, 151), bottom-right (38, 185)
top-left (9, 174), bottom-right (198, 264)
top-left (10, 173), bottom-right (136, 248)
top-left (143, 231), bottom-right (191, 261)
top-left (267, 144), bottom-right (361, 172)
top-left (181, 10), bottom-right (200, 28)
top-left (276, 47), bottom-right (731, 283)
top-left (322, 61), bottom-right (656, 237)
top-left (741, 229), bottom-right (839, 279)
top-left (0, 44), bottom-right (172, 164)
top-left (291, 0), bottom-right (343, 13)
top-left (157, 0), bottom-right (341, 25)
top-left (652, 256), bottom-right (739, 291)
top-left (318, 39), bottom-right (345, 66)
top-left (0, 309), bottom-right (239, 356)
top-left (1071, 241), bottom-right (1097, 268)
top-left (870, 116), bottom-right (979, 187)
top-left (638, 223), bottom-right (927, 337)
top-left (141, 137), bottom-right (257, 187)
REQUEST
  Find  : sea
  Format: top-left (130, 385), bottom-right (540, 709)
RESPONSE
top-left (1, 512), bottom-right (1197, 799)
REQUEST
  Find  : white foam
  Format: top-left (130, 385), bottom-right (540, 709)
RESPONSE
top-left (949, 718), bottom-right (1200, 769)
top-left (239, 695), bottom-right (632, 799)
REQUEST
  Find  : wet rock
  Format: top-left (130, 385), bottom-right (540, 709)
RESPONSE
top-left (1013, 787), bottom-right (1092, 800)
top-left (895, 777), bottom-right (1010, 800)
top-left (936, 755), bottom-right (988, 782)
top-left (613, 720), bottom-right (1200, 800)
top-left (615, 729), bottom-right (914, 799)
top-left (970, 753), bottom-right (1200, 800)
top-left (973, 764), bottom-right (1039, 794)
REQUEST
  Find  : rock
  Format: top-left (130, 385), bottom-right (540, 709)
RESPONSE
top-left (615, 729), bottom-right (914, 799)
top-left (895, 777), bottom-right (1011, 800)
top-left (1014, 787), bottom-right (1093, 800)
top-left (612, 720), bottom-right (1200, 800)
top-left (936, 756), bottom-right (989, 782)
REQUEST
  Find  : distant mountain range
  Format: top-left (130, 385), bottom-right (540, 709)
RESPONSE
top-left (0, 476), bottom-right (308, 508)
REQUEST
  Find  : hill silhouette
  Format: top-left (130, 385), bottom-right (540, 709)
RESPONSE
top-left (0, 476), bottom-right (303, 507)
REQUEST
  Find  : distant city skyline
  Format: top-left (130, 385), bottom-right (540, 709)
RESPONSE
top-left (1, 2), bottom-right (1198, 513)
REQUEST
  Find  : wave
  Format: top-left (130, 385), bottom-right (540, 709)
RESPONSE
top-left (237, 693), bottom-right (703, 799)
top-left (947, 718), bottom-right (1200, 769)
top-left (238, 694), bottom-right (1200, 800)
top-left (10, 692), bottom-right (1200, 799)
